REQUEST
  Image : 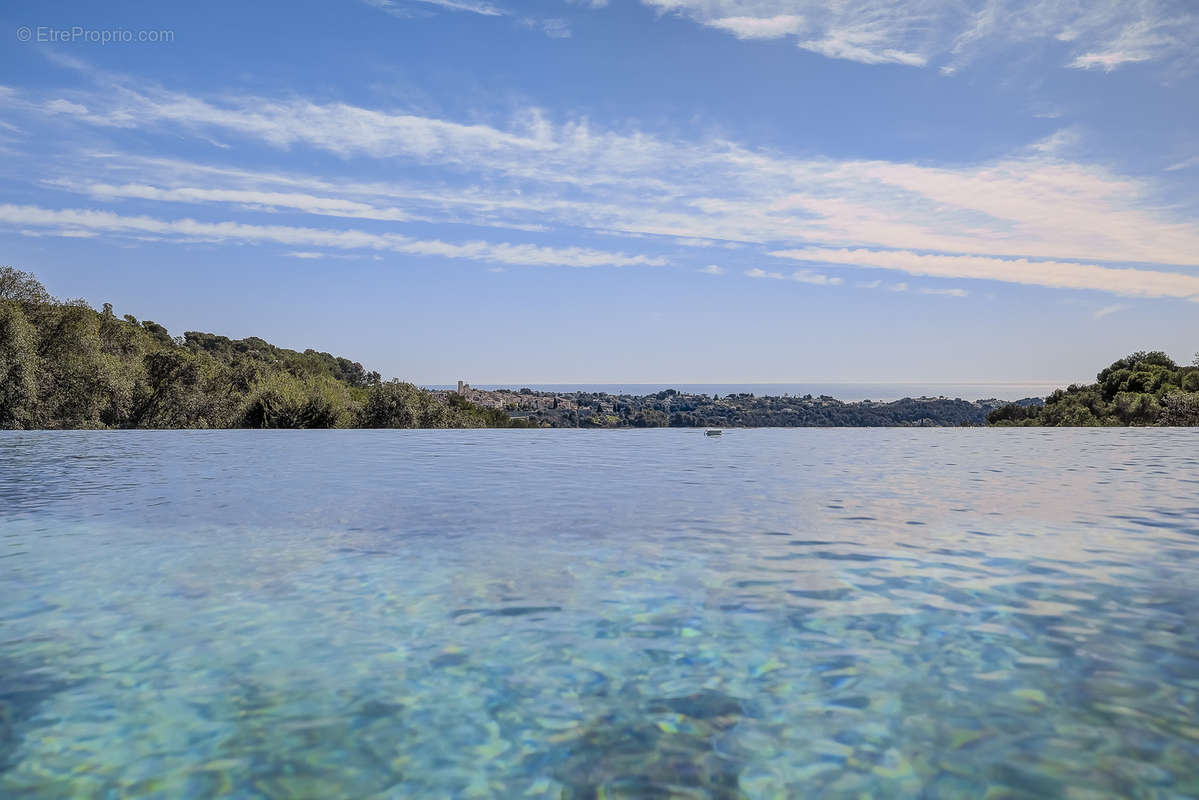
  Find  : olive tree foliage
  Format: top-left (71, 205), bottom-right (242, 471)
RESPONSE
top-left (989, 350), bottom-right (1199, 427)
top-left (0, 301), bottom-right (39, 428)
top-left (1159, 392), bottom-right (1199, 426)
top-left (34, 302), bottom-right (112, 428)
top-left (0, 267), bottom-right (518, 430)
top-left (0, 266), bottom-right (52, 307)
top-left (239, 372), bottom-right (354, 429)
top-left (0, 268), bottom-right (51, 428)
top-left (358, 380), bottom-right (452, 428)
top-left (131, 350), bottom-right (244, 428)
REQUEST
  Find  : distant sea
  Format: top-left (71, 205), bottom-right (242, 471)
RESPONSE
top-left (426, 382), bottom-right (1066, 402)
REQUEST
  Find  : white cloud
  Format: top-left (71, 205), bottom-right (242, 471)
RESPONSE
top-left (1069, 51), bottom-right (1151, 70)
top-left (675, 237), bottom-right (739, 248)
top-left (1028, 128), bottom-right (1080, 156)
top-left (800, 34), bottom-right (927, 66)
top-left (709, 15), bottom-right (805, 39)
top-left (890, 282), bottom-right (909, 292)
top-left (59, 181), bottom-right (416, 222)
top-left (28, 83), bottom-right (1199, 268)
top-left (1066, 12), bottom-right (1186, 71)
top-left (44, 99), bottom-right (90, 115)
top-left (770, 247), bottom-right (1199, 300)
top-left (0, 204), bottom-right (667, 268)
top-left (701, 264), bottom-right (725, 274)
top-left (746, 267), bottom-right (783, 279)
top-left (363, 0), bottom-right (505, 17)
top-left (541, 18), bottom-right (572, 37)
top-left (919, 287), bottom-right (969, 296)
top-left (1092, 303), bottom-right (1127, 318)
top-left (10, 81), bottom-right (1199, 301)
top-left (791, 269), bottom-right (842, 285)
top-left (638, 0), bottom-right (1195, 72)
top-left (19, 228), bottom-right (98, 238)
top-left (520, 17), bottom-right (572, 37)
top-left (286, 251), bottom-right (325, 259)
top-left (745, 266), bottom-right (840, 285)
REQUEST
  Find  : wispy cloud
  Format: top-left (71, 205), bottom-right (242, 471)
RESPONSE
top-left (745, 267), bottom-right (841, 285)
top-left (700, 264), bottom-right (725, 274)
top-left (919, 287), bottom-right (969, 296)
top-left (521, 17), bottom-right (572, 37)
top-left (0, 204), bottom-right (667, 268)
top-left (674, 237), bottom-right (741, 248)
top-left (1065, 10), bottom-right (1188, 71)
top-left (7, 78), bottom-right (1199, 300)
top-left (57, 181), bottom-right (417, 222)
top-left (709, 15), bottom-right (805, 39)
top-left (1092, 303), bottom-right (1127, 318)
top-left (638, 0), bottom-right (1196, 72)
top-left (792, 269), bottom-right (842, 285)
top-left (21, 81), bottom-right (1199, 265)
top-left (770, 247), bottom-right (1199, 300)
top-left (364, 0), bottom-right (504, 17)
top-left (746, 267), bottom-right (784, 279)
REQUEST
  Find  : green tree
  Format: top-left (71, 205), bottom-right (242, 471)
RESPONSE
top-left (240, 372), bottom-right (354, 429)
top-left (0, 266), bottom-right (53, 307)
top-left (0, 301), bottom-right (40, 428)
top-left (358, 380), bottom-right (430, 428)
top-left (35, 302), bottom-right (110, 428)
top-left (1159, 392), bottom-right (1199, 426)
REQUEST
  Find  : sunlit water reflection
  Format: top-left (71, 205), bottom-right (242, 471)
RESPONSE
top-left (2, 429), bottom-right (1198, 798)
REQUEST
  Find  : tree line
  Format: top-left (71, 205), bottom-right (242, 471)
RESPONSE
top-left (987, 351), bottom-right (1199, 427)
top-left (0, 267), bottom-right (526, 430)
top-left (8, 267), bottom-right (1194, 430)
top-left (475, 387), bottom-right (1018, 428)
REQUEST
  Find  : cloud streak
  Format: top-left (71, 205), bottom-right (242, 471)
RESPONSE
top-left (7, 79), bottom-right (1199, 301)
top-left (0, 204), bottom-right (667, 268)
top-left (639, 0), bottom-right (1196, 72)
top-left (746, 267), bottom-right (842, 285)
top-left (769, 247), bottom-right (1199, 300)
top-left (21, 84), bottom-right (1199, 265)
top-left (363, 0), bottom-right (504, 17)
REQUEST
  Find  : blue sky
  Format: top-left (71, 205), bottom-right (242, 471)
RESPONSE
top-left (1, 0), bottom-right (1197, 384)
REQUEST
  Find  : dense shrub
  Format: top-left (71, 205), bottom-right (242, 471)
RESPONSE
top-left (0, 267), bottom-right (518, 431)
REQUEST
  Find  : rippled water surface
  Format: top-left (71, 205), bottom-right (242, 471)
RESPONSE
top-left (2, 429), bottom-right (1199, 798)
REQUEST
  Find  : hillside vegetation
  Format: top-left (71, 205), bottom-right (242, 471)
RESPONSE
top-left (988, 351), bottom-right (1199, 427)
top-left (462, 387), bottom-right (1015, 428)
top-left (8, 268), bottom-right (1195, 430)
top-left (0, 267), bottom-right (523, 430)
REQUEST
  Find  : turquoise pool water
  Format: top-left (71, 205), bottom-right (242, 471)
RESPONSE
top-left (2, 429), bottom-right (1198, 798)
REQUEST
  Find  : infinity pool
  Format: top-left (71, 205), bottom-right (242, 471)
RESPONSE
top-left (2, 429), bottom-right (1198, 797)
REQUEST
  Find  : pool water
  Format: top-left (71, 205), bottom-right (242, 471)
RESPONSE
top-left (2, 429), bottom-right (1198, 797)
